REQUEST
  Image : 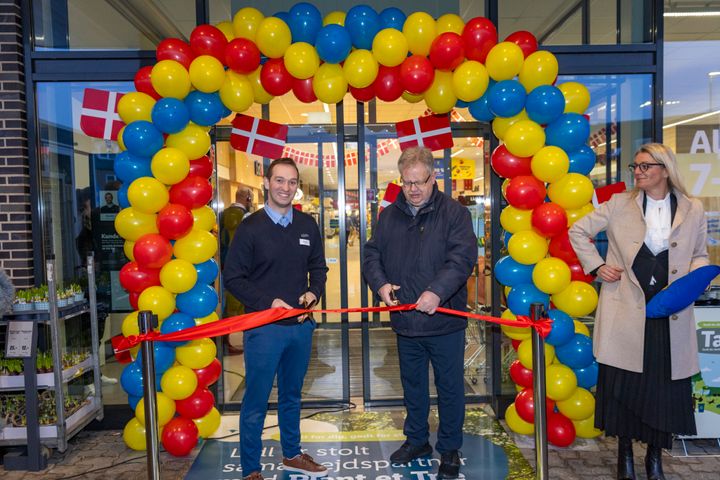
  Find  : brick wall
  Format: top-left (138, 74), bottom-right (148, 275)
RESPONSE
top-left (0, 0), bottom-right (33, 289)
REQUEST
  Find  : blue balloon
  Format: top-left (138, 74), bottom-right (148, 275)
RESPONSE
top-left (160, 312), bottom-right (196, 346)
top-left (574, 361), bottom-right (599, 390)
top-left (345, 5), bottom-right (381, 50)
top-left (273, 11), bottom-right (290, 24)
top-left (555, 333), bottom-right (595, 369)
top-left (135, 343), bottom-right (176, 374)
top-left (507, 283), bottom-right (550, 317)
top-left (151, 97), bottom-right (190, 134)
top-left (647, 264), bottom-right (720, 317)
top-left (176, 283), bottom-right (219, 318)
top-left (525, 85), bottom-right (565, 125)
top-left (287, 2), bottom-right (323, 44)
top-left (114, 151), bottom-right (152, 183)
top-left (469, 92), bottom-right (495, 122)
top-left (117, 182), bottom-right (130, 208)
top-left (184, 91), bottom-right (225, 126)
top-left (122, 120), bottom-right (164, 158)
top-left (128, 395), bottom-right (142, 410)
top-left (314, 24), bottom-right (352, 64)
top-left (195, 258), bottom-right (219, 284)
top-left (495, 255), bottom-right (534, 287)
top-left (379, 7), bottom-right (406, 30)
top-left (567, 145), bottom-right (596, 175)
top-left (545, 113), bottom-right (591, 152)
top-left (455, 99), bottom-right (469, 108)
top-left (503, 230), bottom-right (512, 248)
top-left (544, 309), bottom-right (575, 346)
top-left (488, 80), bottom-right (527, 118)
top-left (120, 362), bottom-right (144, 398)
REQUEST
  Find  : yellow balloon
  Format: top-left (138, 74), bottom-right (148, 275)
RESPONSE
top-left (247, 66), bottom-right (274, 104)
top-left (519, 51), bottom-right (559, 92)
top-left (151, 60), bottom-right (191, 99)
top-left (122, 310), bottom-right (140, 338)
top-left (128, 177), bottom-right (169, 214)
top-left (176, 338), bottom-right (217, 369)
top-left (135, 392), bottom-right (176, 427)
top-left (403, 12), bottom-right (437, 56)
top-left (504, 285), bottom-right (512, 298)
top-left (500, 205), bottom-right (532, 233)
top-left (114, 208), bottom-right (158, 241)
top-left (215, 21), bottom-right (235, 41)
top-left (323, 11), bottom-right (346, 26)
top-left (518, 338), bottom-right (555, 370)
top-left (193, 406), bottom-right (221, 438)
top-left (566, 203), bottom-right (594, 227)
top-left (532, 258), bottom-right (572, 294)
top-left (501, 178), bottom-right (510, 200)
top-left (402, 91), bottom-right (424, 103)
top-left (557, 387), bottom-right (595, 421)
top-left (505, 403), bottom-right (534, 435)
top-left (372, 28), bottom-right (409, 67)
top-left (189, 55), bottom-right (226, 93)
top-left (425, 71), bottom-right (456, 114)
top-left (545, 364), bottom-right (578, 401)
top-left (192, 205), bottom-right (216, 231)
top-left (547, 173), bottom-right (594, 210)
top-left (500, 309), bottom-right (531, 340)
top-left (117, 125), bottom-right (127, 151)
top-left (117, 92), bottom-right (155, 124)
top-left (531, 146), bottom-right (570, 183)
top-left (492, 110), bottom-right (529, 140)
top-left (166, 124), bottom-right (211, 160)
top-left (574, 319), bottom-right (591, 336)
top-left (436, 13), bottom-right (465, 35)
top-left (283, 42), bottom-right (320, 80)
top-left (504, 120), bottom-right (546, 158)
top-left (151, 147), bottom-right (190, 185)
top-left (130, 344), bottom-right (140, 360)
top-left (138, 285), bottom-right (176, 321)
top-left (343, 49), bottom-right (379, 89)
top-left (160, 258), bottom-right (198, 294)
top-left (219, 70), bottom-right (254, 113)
top-left (452, 60), bottom-right (489, 102)
top-left (486, 42), bottom-right (525, 81)
top-left (256, 17), bottom-right (291, 59)
top-left (123, 417), bottom-right (147, 451)
top-left (551, 281), bottom-right (599, 317)
top-left (312, 63), bottom-right (348, 104)
top-left (124, 240), bottom-right (135, 261)
top-left (174, 228), bottom-right (218, 263)
top-left (161, 365), bottom-right (198, 400)
top-left (573, 414), bottom-right (603, 438)
top-left (232, 7), bottom-right (264, 41)
top-left (558, 82), bottom-right (591, 114)
top-left (196, 311), bottom-right (219, 326)
top-left (508, 229), bottom-right (549, 265)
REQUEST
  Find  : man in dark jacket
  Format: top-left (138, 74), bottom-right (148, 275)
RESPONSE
top-left (364, 146), bottom-right (477, 480)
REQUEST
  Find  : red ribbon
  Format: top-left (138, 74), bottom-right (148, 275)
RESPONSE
top-left (115, 304), bottom-right (552, 353)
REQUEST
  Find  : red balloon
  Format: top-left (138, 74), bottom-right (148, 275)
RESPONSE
top-left (129, 291), bottom-right (140, 310)
top-left (491, 145), bottom-right (532, 179)
top-left (157, 203), bottom-right (194, 240)
top-left (549, 231), bottom-right (579, 264)
top-left (133, 233), bottom-right (173, 269)
top-left (547, 412), bottom-right (576, 447)
top-left (134, 66), bottom-right (161, 100)
top-left (189, 155), bottom-right (213, 178)
top-left (260, 58), bottom-right (293, 96)
top-left (429, 32), bottom-right (465, 71)
top-left (225, 38), bottom-right (261, 74)
top-left (462, 17), bottom-right (498, 63)
top-left (169, 175), bottom-right (213, 210)
top-left (350, 85), bottom-right (375, 102)
top-left (511, 339), bottom-right (521, 351)
top-left (161, 417), bottom-right (199, 456)
top-left (190, 24), bottom-right (228, 62)
top-left (509, 359), bottom-right (533, 388)
top-left (505, 31), bottom-right (538, 58)
top-left (292, 77), bottom-right (318, 103)
top-left (156, 38), bottom-right (195, 69)
top-left (373, 65), bottom-right (404, 102)
top-left (515, 388), bottom-right (557, 424)
top-left (194, 358), bottom-right (222, 388)
top-left (175, 387), bottom-right (215, 419)
top-left (531, 202), bottom-right (568, 238)
top-left (119, 262), bottom-right (161, 293)
top-left (568, 261), bottom-right (595, 283)
top-left (400, 55), bottom-right (435, 94)
top-left (505, 175), bottom-right (546, 209)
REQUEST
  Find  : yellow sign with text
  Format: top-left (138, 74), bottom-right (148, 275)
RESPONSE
top-left (451, 157), bottom-right (475, 180)
top-left (678, 154), bottom-right (720, 197)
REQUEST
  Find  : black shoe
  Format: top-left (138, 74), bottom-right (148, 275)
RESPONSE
top-left (438, 450), bottom-right (461, 479)
top-left (645, 445), bottom-right (666, 480)
top-left (389, 442), bottom-right (433, 464)
top-left (617, 437), bottom-right (635, 480)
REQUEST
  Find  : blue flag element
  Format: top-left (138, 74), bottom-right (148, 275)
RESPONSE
top-left (646, 265), bottom-right (720, 317)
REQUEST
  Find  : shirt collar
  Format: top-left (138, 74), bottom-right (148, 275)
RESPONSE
top-left (264, 203), bottom-right (293, 227)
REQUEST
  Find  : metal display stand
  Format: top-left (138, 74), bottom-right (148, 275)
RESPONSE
top-left (0, 256), bottom-right (103, 471)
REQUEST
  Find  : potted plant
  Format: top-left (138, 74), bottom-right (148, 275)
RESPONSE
top-left (12, 289), bottom-right (32, 312)
top-left (70, 282), bottom-right (84, 303)
top-left (33, 285), bottom-right (49, 310)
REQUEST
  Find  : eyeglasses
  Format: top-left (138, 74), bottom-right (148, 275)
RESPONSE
top-left (400, 173), bottom-right (433, 189)
top-left (628, 162), bottom-right (665, 173)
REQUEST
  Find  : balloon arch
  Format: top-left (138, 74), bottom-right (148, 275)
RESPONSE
top-left (115, 3), bottom-right (601, 455)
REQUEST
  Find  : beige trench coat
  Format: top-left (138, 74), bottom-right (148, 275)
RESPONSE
top-left (568, 190), bottom-right (708, 380)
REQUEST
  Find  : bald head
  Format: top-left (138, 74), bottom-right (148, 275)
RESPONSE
top-left (236, 187), bottom-right (252, 210)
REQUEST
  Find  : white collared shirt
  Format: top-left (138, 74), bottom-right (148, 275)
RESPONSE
top-left (644, 193), bottom-right (671, 255)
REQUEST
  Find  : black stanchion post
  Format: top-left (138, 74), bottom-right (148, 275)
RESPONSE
top-left (138, 310), bottom-right (160, 480)
top-left (530, 302), bottom-right (548, 480)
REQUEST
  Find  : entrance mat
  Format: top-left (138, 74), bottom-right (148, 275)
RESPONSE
top-left (186, 407), bottom-right (533, 479)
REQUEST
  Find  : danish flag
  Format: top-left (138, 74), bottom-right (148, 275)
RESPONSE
top-left (230, 114), bottom-right (288, 159)
top-left (379, 182), bottom-right (401, 215)
top-left (395, 114), bottom-right (453, 152)
top-left (80, 88), bottom-right (124, 140)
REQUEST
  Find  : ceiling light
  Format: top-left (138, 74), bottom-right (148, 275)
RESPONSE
top-left (663, 109), bottom-right (720, 129)
top-left (709, 72), bottom-right (720, 77)
top-left (664, 11), bottom-right (720, 17)
top-left (451, 149), bottom-right (465, 157)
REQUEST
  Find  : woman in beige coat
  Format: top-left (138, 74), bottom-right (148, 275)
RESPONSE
top-left (568, 143), bottom-right (708, 480)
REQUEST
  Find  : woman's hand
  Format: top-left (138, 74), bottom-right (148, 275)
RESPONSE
top-left (597, 264), bottom-right (624, 282)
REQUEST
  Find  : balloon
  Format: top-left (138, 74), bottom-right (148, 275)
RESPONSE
top-left (133, 233), bottom-right (173, 269)
top-left (128, 177), bottom-right (169, 214)
top-left (287, 2), bottom-right (323, 44)
top-left (225, 38), bottom-right (261, 74)
top-left (315, 25), bottom-right (352, 64)
top-left (487, 79), bottom-right (526, 118)
top-left (115, 152), bottom-right (152, 183)
top-left (505, 31), bottom-right (538, 58)
top-left (345, 5), bottom-right (381, 50)
top-left (117, 92), bottom-right (155, 124)
top-left (151, 148), bottom-right (190, 187)
top-left (343, 49), bottom-right (379, 89)
top-left (573, 320), bottom-right (590, 337)
top-left (403, 12), bottom-right (436, 56)
top-left (114, 208), bottom-right (158, 241)
top-left (372, 65), bottom-right (403, 102)
top-left (504, 120), bottom-right (546, 158)
top-left (533, 258), bottom-right (572, 294)
top-left (547, 173), bottom-right (594, 210)
top-left (156, 38), bottom-right (194, 69)
top-left (515, 388), bottom-right (556, 424)
top-left (135, 65), bottom-right (161, 100)
top-left (160, 259), bottom-right (198, 294)
top-left (312, 63), bottom-right (348, 104)
top-left (518, 338), bottom-right (555, 370)
top-left (176, 338), bottom-right (217, 370)
top-left (531, 202), bottom-right (567, 238)
top-left (500, 309), bottom-right (530, 340)
top-left (573, 414), bottom-right (602, 439)
top-left (215, 21), bottom-right (234, 41)
top-left (558, 82), bottom-right (591, 114)
top-left (462, 17), bottom-right (497, 63)
top-left (150, 60), bottom-right (191, 100)
top-left (175, 387), bottom-right (214, 419)
top-left (372, 28), bottom-right (408, 67)
top-left (193, 407), bottom-right (221, 438)
top-left (117, 183), bottom-right (130, 208)
top-left (545, 364), bottom-right (578, 401)
top-left (545, 309), bottom-right (576, 347)
top-left (452, 60), bottom-right (489, 102)
top-left (189, 24), bottom-right (227, 61)
top-left (400, 55), bottom-right (435, 95)
top-left (232, 7), bottom-right (264, 41)
top-left (192, 205), bottom-right (216, 231)
top-left (505, 175), bottom-right (546, 210)
top-left (121, 362), bottom-right (144, 397)
top-left (508, 229), bottom-right (549, 265)
top-left (161, 365), bottom-right (198, 400)
top-left (161, 417), bottom-right (199, 456)
top-left (123, 120), bottom-right (164, 158)
top-left (548, 231), bottom-right (579, 264)
top-left (490, 145), bottom-right (531, 179)
top-left (546, 113), bottom-right (591, 152)
top-left (151, 98), bottom-right (190, 134)
top-left (525, 85), bottom-right (565, 125)
top-left (188, 56), bottom-right (225, 94)
top-left (486, 41), bottom-right (524, 81)
top-left (567, 145), bottom-right (596, 175)
top-left (551, 281), bottom-right (599, 317)
top-left (219, 70), bottom-right (255, 112)
top-left (135, 392), bottom-right (176, 427)
top-left (195, 258), bottom-right (219, 284)
top-left (508, 283), bottom-right (550, 316)
top-left (260, 58), bottom-right (293, 96)
top-left (194, 358), bottom-right (222, 388)
top-left (189, 155), bottom-right (213, 178)
top-left (292, 77), bottom-right (318, 103)
top-left (121, 311), bottom-right (139, 338)
top-left (509, 359), bottom-right (533, 388)
top-left (547, 412), bottom-right (576, 447)
top-left (123, 239), bottom-right (135, 261)
top-left (169, 175), bottom-right (213, 210)
top-left (436, 13), bottom-right (464, 35)
top-left (138, 285), bottom-right (175, 321)
top-left (531, 146), bottom-right (570, 184)
top-left (185, 90), bottom-right (226, 126)
top-left (424, 70), bottom-right (456, 114)
top-left (324, 11), bottom-right (346, 26)
top-left (284, 42), bottom-right (320, 80)
top-left (555, 333), bottom-right (595, 369)
top-left (494, 255), bottom-right (534, 286)
top-left (468, 90), bottom-right (495, 122)
top-left (566, 203), bottom-right (594, 227)
top-left (500, 205), bottom-right (532, 233)
top-left (119, 262), bottom-right (160, 293)
top-left (255, 17), bottom-right (291, 58)
top-left (165, 124), bottom-right (211, 160)
top-left (174, 228), bottom-right (217, 263)
top-left (491, 109), bottom-right (528, 140)
top-left (557, 387), bottom-right (594, 421)
top-left (123, 417), bottom-right (148, 450)
top-left (176, 283), bottom-right (218, 318)
top-left (350, 85), bottom-right (375, 102)
top-left (567, 261), bottom-right (595, 283)
top-left (573, 361), bottom-right (599, 390)
top-left (519, 51), bottom-right (559, 92)
top-left (505, 403), bottom-right (534, 435)
top-left (429, 32), bottom-right (465, 71)
top-left (160, 311), bottom-right (196, 346)
top-left (379, 7), bottom-right (406, 30)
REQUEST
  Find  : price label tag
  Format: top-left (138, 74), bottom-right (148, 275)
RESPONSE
top-left (5, 321), bottom-right (34, 358)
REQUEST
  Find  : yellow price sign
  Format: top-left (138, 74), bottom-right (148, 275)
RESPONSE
top-left (451, 157), bottom-right (475, 180)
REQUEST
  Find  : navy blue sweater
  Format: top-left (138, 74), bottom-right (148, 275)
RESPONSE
top-left (223, 208), bottom-right (328, 326)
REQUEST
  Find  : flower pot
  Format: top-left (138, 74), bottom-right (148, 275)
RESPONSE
top-left (34, 301), bottom-right (49, 310)
top-left (13, 302), bottom-right (31, 312)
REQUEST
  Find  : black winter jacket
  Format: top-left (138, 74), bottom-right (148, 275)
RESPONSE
top-left (363, 184), bottom-right (477, 337)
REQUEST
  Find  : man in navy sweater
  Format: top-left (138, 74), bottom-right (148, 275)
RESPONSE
top-left (223, 158), bottom-right (329, 480)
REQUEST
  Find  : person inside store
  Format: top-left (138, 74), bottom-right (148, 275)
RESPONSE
top-left (363, 146), bottom-right (477, 480)
top-left (568, 143), bottom-right (708, 480)
top-left (223, 158), bottom-right (329, 480)
top-left (99, 192), bottom-right (120, 214)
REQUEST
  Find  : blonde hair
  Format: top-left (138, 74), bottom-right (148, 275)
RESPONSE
top-left (398, 146), bottom-right (434, 176)
top-left (631, 143), bottom-right (689, 198)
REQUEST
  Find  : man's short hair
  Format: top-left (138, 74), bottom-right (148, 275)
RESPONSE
top-left (265, 158), bottom-right (299, 180)
top-left (398, 146), bottom-right (434, 175)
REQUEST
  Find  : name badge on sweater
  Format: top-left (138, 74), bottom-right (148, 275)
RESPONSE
top-left (299, 239), bottom-right (310, 246)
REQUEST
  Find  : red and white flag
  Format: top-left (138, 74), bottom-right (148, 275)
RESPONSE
top-left (230, 114), bottom-right (288, 159)
top-left (80, 88), bottom-right (124, 140)
top-left (592, 181), bottom-right (626, 207)
top-left (395, 114), bottom-right (454, 151)
top-left (379, 182), bottom-right (401, 215)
